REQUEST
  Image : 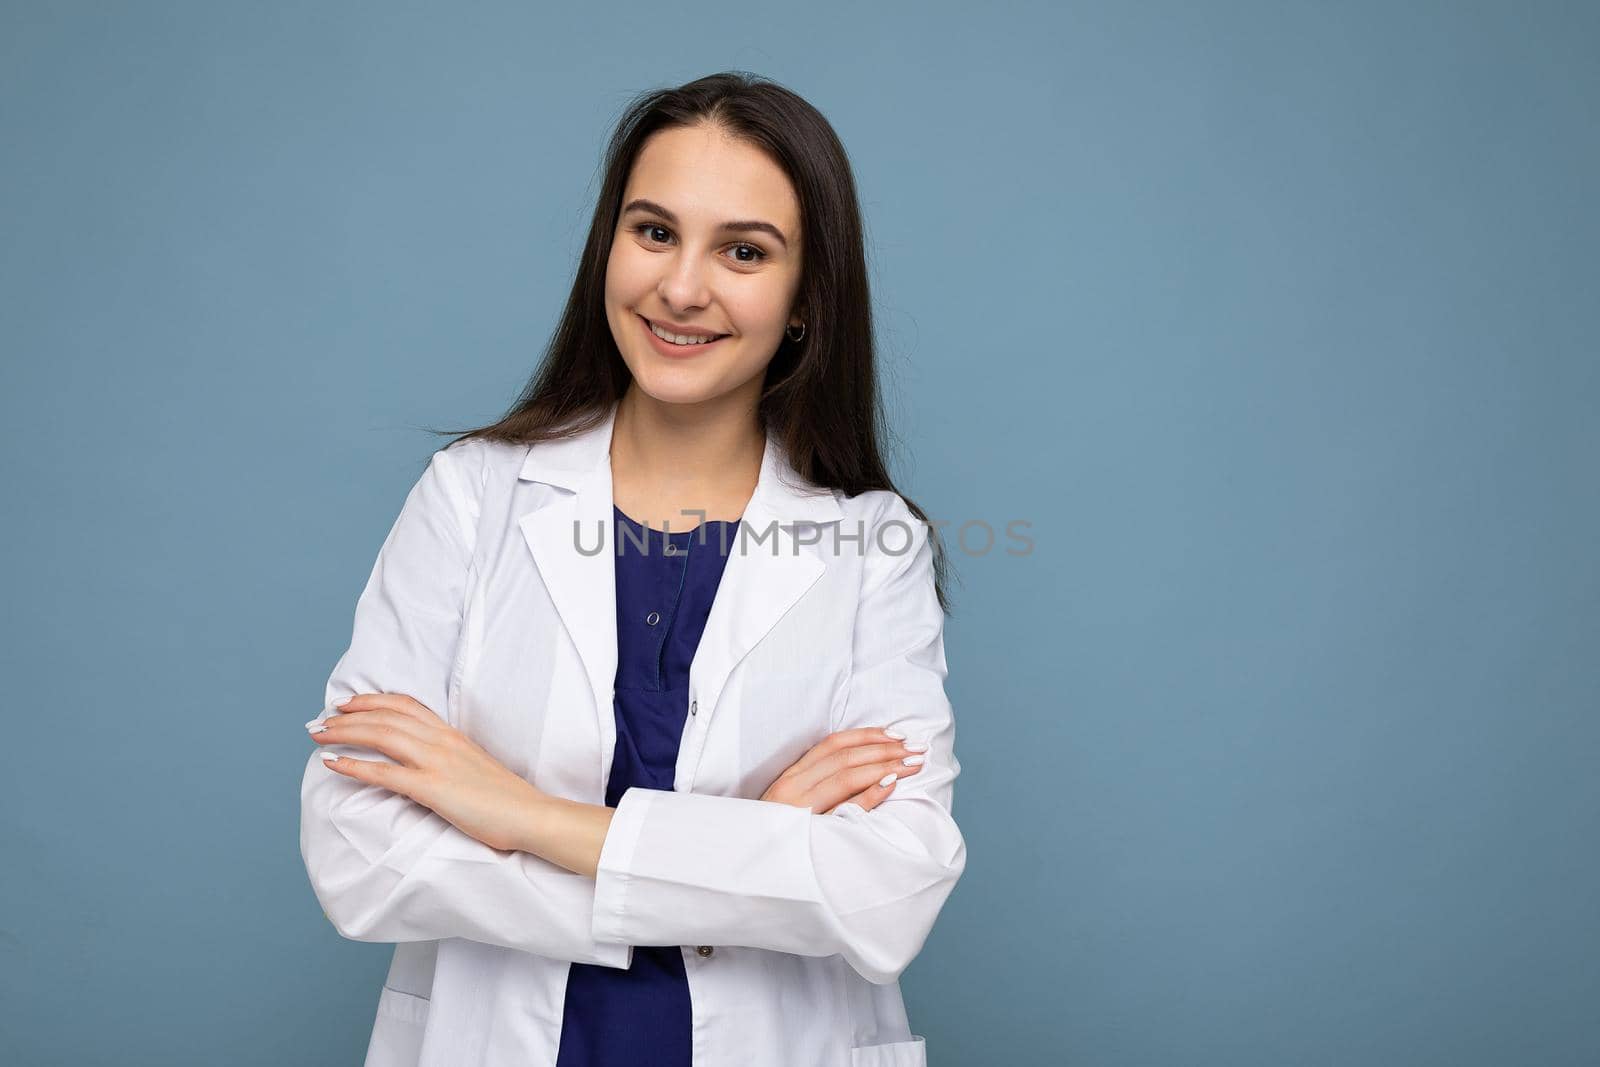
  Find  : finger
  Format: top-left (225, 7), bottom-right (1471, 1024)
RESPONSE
top-left (331, 692), bottom-right (445, 726)
top-left (310, 715), bottom-right (432, 769)
top-left (784, 727), bottom-right (908, 780)
top-left (307, 708), bottom-right (436, 747)
top-left (794, 741), bottom-right (920, 792)
top-left (317, 748), bottom-right (422, 797)
top-left (825, 770), bottom-right (899, 814)
top-left (813, 757), bottom-right (921, 812)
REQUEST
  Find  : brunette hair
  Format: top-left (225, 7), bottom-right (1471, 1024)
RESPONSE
top-left (427, 71), bottom-right (955, 614)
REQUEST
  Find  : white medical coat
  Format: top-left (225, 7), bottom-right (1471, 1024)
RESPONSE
top-left (299, 400), bottom-right (967, 1066)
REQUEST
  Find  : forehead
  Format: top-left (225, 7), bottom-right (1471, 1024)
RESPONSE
top-left (622, 125), bottom-right (801, 239)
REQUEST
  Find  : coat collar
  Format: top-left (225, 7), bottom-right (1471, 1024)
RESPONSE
top-left (513, 399), bottom-right (841, 794)
top-left (516, 399), bottom-right (842, 526)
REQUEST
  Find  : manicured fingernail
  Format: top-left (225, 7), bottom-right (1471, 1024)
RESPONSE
top-left (878, 772), bottom-right (897, 787)
top-left (883, 728), bottom-right (906, 739)
top-left (903, 740), bottom-right (929, 752)
top-left (336, 696), bottom-right (353, 708)
top-left (318, 750), bottom-right (341, 763)
top-left (305, 720), bottom-right (329, 734)
top-left (902, 755), bottom-right (925, 766)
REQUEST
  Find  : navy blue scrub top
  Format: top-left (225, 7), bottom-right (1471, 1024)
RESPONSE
top-left (555, 504), bottom-right (740, 1067)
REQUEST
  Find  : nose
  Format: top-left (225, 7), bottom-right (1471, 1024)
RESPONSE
top-left (656, 247), bottom-right (713, 313)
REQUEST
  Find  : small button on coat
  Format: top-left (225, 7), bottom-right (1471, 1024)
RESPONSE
top-left (299, 400), bottom-right (967, 1067)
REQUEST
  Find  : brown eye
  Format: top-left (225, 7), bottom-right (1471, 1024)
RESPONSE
top-left (632, 223), bottom-right (767, 267)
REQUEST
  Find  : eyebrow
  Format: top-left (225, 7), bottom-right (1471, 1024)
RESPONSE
top-left (620, 198), bottom-right (790, 251)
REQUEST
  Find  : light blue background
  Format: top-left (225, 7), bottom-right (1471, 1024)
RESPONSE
top-left (2, 2), bottom-right (1596, 1064)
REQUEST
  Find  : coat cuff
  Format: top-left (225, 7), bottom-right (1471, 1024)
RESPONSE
top-left (591, 786), bottom-right (657, 945)
top-left (589, 786), bottom-right (822, 949)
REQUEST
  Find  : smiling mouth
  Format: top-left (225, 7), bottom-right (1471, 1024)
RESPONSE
top-left (639, 314), bottom-right (730, 343)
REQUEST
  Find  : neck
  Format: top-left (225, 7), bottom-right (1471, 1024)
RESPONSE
top-left (608, 387), bottom-right (765, 520)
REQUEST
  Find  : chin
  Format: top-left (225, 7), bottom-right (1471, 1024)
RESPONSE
top-left (626, 369), bottom-right (724, 407)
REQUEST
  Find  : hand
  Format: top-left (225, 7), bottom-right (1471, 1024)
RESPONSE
top-left (760, 727), bottom-right (929, 814)
top-left (307, 693), bottom-right (546, 853)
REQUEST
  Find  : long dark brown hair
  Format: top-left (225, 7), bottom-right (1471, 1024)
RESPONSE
top-left (426, 71), bottom-right (955, 614)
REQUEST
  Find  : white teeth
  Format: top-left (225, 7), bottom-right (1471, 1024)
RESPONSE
top-left (649, 320), bottom-right (722, 346)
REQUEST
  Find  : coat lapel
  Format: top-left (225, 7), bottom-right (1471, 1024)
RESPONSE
top-left (516, 400), bottom-right (844, 793)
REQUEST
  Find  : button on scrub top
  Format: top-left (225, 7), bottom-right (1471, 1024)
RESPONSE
top-left (555, 505), bottom-right (740, 1067)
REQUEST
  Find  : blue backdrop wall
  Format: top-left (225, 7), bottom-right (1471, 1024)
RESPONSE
top-left (2, 1), bottom-right (1596, 1064)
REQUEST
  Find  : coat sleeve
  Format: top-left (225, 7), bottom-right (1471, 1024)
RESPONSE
top-left (298, 439), bottom-right (631, 969)
top-left (589, 491), bottom-right (967, 985)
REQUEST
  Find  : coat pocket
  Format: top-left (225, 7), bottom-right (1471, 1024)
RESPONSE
top-left (364, 985), bottom-right (430, 1065)
top-left (850, 1036), bottom-right (927, 1067)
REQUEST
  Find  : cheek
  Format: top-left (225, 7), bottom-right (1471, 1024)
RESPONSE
top-left (724, 330), bottom-right (784, 383)
top-left (604, 244), bottom-right (641, 299)
top-left (721, 288), bottom-right (789, 338)
top-left (608, 238), bottom-right (672, 298)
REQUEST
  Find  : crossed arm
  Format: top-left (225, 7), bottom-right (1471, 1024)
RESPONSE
top-left (308, 694), bottom-right (922, 879)
top-left (299, 441), bottom-right (965, 984)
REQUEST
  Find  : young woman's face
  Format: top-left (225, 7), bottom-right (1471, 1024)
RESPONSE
top-left (604, 124), bottom-right (804, 410)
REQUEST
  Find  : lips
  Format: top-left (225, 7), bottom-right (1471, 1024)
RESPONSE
top-left (636, 313), bottom-right (730, 359)
top-left (639, 314), bottom-right (729, 341)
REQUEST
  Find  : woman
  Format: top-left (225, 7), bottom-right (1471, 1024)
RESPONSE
top-left (300, 72), bottom-right (965, 1067)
